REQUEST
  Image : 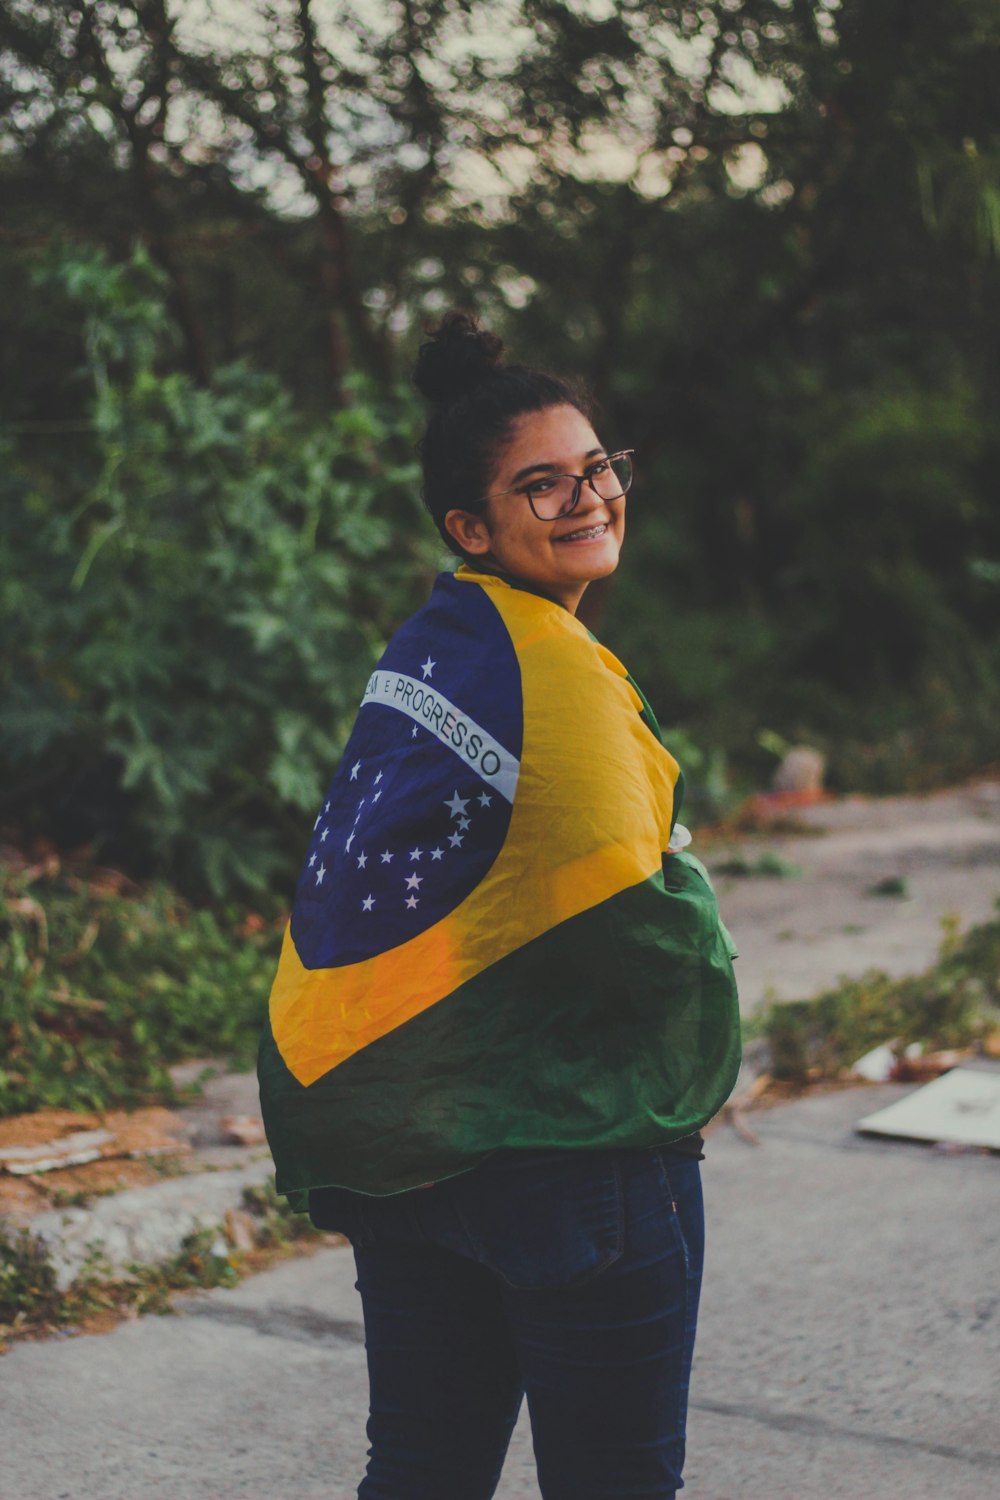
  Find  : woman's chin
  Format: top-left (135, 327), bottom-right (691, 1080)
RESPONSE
top-left (554, 538), bottom-right (622, 580)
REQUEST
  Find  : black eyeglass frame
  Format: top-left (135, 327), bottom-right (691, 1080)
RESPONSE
top-left (472, 448), bottom-right (635, 522)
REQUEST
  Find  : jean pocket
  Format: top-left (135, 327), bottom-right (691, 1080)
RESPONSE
top-left (451, 1148), bottom-right (625, 1291)
top-left (652, 1152), bottom-right (704, 1282)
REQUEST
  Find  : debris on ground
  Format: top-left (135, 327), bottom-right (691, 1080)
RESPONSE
top-left (711, 850), bottom-right (804, 879)
top-left (856, 1066), bottom-right (1000, 1150)
top-left (220, 1115), bottom-right (267, 1147)
top-left (849, 1040), bottom-right (975, 1083)
top-left (0, 1107), bottom-right (192, 1221)
top-left (866, 875), bottom-right (910, 898)
top-left (0, 1129), bottom-right (117, 1176)
top-left (0, 1107), bottom-right (190, 1173)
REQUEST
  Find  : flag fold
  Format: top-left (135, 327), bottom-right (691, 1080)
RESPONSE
top-left (258, 567), bottom-right (741, 1205)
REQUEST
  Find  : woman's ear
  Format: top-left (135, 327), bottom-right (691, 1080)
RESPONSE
top-left (443, 508), bottom-right (492, 555)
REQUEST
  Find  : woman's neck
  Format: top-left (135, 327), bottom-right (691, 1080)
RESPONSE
top-left (460, 556), bottom-right (585, 614)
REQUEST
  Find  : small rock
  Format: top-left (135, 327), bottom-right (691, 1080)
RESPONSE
top-left (851, 1043), bottom-right (898, 1082)
top-left (867, 875), bottom-right (909, 898)
top-left (772, 747), bottom-right (826, 795)
top-left (220, 1115), bottom-right (266, 1147)
top-left (0, 1130), bottom-right (114, 1175)
top-left (223, 1208), bottom-right (258, 1254)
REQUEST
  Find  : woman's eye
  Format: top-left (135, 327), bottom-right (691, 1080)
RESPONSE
top-left (527, 478), bottom-right (557, 495)
top-left (587, 460), bottom-right (610, 477)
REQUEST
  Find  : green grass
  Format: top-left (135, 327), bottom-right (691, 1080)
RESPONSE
top-left (756, 906), bottom-right (1000, 1084)
top-left (0, 856), bottom-right (282, 1116)
top-left (711, 850), bottom-right (804, 879)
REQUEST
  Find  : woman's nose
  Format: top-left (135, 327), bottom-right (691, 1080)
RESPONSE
top-left (573, 484), bottom-right (614, 520)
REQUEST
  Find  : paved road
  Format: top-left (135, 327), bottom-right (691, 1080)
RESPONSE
top-left (713, 779), bottom-right (1000, 1012)
top-left (3, 1084), bottom-right (997, 1500)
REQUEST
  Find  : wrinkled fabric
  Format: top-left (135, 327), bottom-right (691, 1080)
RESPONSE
top-left (258, 568), bottom-right (741, 1206)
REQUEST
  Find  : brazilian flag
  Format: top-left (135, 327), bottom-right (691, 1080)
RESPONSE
top-left (258, 566), bottom-right (741, 1207)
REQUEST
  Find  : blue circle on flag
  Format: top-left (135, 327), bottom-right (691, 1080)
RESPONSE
top-left (290, 575), bottom-right (523, 968)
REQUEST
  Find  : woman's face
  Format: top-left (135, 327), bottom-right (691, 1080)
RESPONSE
top-left (444, 404), bottom-right (626, 614)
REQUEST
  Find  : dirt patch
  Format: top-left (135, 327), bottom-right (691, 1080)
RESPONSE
top-left (0, 1107), bottom-right (192, 1223)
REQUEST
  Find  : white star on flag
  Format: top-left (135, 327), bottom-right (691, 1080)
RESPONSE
top-left (430, 847), bottom-right (444, 860)
top-left (380, 850), bottom-right (393, 864)
top-left (405, 872), bottom-right (423, 890)
top-left (345, 832), bottom-right (355, 852)
top-left (374, 770), bottom-right (383, 783)
top-left (313, 815), bottom-right (321, 830)
top-left (350, 761), bottom-right (361, 781)
top-left (445, 791), bottom-right (469, 818)
top-left (324, 801), bottom-right (330, 812)
top-left (357, 851), bottom-right (368, 869)
top-left (372, 790), bottom-right (383, 802)
top-left (457, 816), bottom-right (471, 831)
top-left (409, 847), bottom-right (423, 861)
top-left (316, 863), bottom-right (327, 884)
top-left (420, 657), bottom-right (436, 679)
top-left (320, 828), bottom-right (329, 842)
top-left (478, 792), bottom-right (492, 807)
top-left (362, 894), bottom-right (375, 911)
top-left (405, 894), bottom-right (419, 909)
top-left (448, 831), bottom-right (464, 848)
top-left (411, 725), bottom-right (419, 738)
top-left (308, 853), bottom-right (317, 867)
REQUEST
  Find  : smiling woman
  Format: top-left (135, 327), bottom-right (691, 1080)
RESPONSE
top-left (257, 311), bottom-right (741, 1500)
top-left (449, 403), bottom-right (630, 610)
top-left (415, 311), bottom-right (629, 612)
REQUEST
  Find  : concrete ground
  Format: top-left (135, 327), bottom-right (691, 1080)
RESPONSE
top-left (2, 778), bottom-right (998, 1497)
top-left (710, 777), bottom-right (1000, 1013)
top-left (2, 1082), bottom-right (997, 1500)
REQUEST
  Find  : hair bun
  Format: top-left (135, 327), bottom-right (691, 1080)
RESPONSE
top-left (413, 310), bottom-right (504, 406)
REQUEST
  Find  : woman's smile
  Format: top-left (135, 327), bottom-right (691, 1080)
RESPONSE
top-left (553, 520), bottom-right (611, 544)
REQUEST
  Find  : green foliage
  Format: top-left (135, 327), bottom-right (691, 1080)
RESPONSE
top-left (712, 850), bottom-right (803, 879)
top-left (1, 245), bottom-right (438, 899)
top-left (241, 1179), bottom-right (323, 1240)
top-left (126, 1227), bottom-right (241, 1316)
top-left (0, 1188), bottom-right (323, 1344)
top-left (761, 909), bottom-right (1000, 1084)
top-left (0, 1225), bottom-right (60, 1328)
top-left (867, 876), bottom-right (910, 899)
top-left (0, 1223), bottom-right (235, 1343)
top-left (0, 854), bottom-right (280, 1117)
top-left (2, 0), bottom-right (999, 891)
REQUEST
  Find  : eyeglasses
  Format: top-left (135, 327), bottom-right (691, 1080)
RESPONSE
top-left (476, 449), bottom-right (635, 522)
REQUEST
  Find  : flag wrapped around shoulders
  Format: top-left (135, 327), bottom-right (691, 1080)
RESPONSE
top-left (258, 565), bottom-right (741, 1207)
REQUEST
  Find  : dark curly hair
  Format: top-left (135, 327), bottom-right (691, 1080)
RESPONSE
top-left (413, 311), bottom-right (592, 557)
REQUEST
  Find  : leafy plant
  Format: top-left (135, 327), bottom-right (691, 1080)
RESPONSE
top-left (0, 852), bottom-right (280, 1116)
top-left (2, 244), bottom-right (439, 902)
top-left (0, 1189), bottom-right (328, 1347)
top-left (760, 907), bottom-right (1000, 1084)
top-left (0, 1225), bottom-right (61, 1328)
top-left (241, 1179), bottom-right (322, 1244)
top-left (711, 850), bottom-right (803, 879)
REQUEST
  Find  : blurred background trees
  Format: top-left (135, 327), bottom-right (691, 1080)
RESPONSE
top-left (2, 0), bottom-right (999, 902)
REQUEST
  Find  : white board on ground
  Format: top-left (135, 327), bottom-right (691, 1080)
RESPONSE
top-left (856, 1066), bottom-right (1000, 1150)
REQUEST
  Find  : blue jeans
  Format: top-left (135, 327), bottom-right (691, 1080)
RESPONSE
top-left (308, 1144), bottom-right (705, 1500)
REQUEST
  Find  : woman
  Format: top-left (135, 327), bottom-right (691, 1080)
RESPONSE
top-left (258, 312), bottom-right (741, 1499)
